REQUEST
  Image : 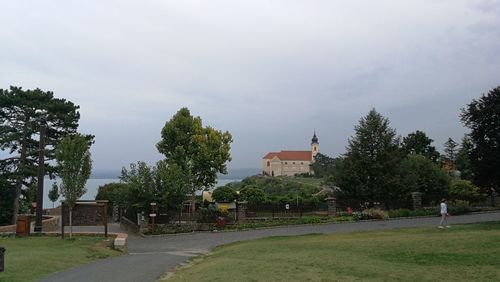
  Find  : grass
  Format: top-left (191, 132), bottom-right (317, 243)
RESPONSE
top-left (0, 235), bottom-right (122, 282)
top-left (167, 222), bottom-right (500, 281)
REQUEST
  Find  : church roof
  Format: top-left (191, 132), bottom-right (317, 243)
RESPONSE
top-left (263, 150), bottom-right (312, 161)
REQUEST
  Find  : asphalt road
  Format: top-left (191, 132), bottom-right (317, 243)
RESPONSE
top-left (39, 212), bottom-right (500, 282)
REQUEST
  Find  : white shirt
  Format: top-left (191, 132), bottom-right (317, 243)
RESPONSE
top-left (440, 202), bottom-right (447, 214)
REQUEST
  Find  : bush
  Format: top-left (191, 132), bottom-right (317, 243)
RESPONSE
top-left (449, 180), bottom-right (482, 202)
top-left (388, 208), bottom-right (438, 218)
top-left (353, 209), bottom-right (388, 221)
top-left (448, 200), bottom-right (472, 215)
top-left (197, 204), bottom-right (220, 223)
top-left (388, 209), bottom-right (411, 218)
top-left (212, 186), bottom-right (237, 203)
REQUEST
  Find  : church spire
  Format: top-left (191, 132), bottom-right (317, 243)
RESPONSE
top-left (311, 130), bottom-right (319, 144)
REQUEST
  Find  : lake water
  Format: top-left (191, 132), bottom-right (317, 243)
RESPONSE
top-left (42, 178), bottom-right (241, 208)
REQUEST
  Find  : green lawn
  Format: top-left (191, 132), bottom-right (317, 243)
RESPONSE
top-left (0, 235), bottom-right (121, 282)
top-left (167, 222), bottom-right (500, 281)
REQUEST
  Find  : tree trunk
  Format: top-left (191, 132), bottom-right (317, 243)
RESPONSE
top-left (11, 119), bottom-right (29, 225)
top-left (69, 208), bottom-right (73, 239)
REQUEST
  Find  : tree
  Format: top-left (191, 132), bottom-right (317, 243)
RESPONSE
top-left (310, 153), bottom-right (336, 177)
top-left (455, 135), bottom-right (474, 180)
top-left (48, 182), bottom-right (60, 208)
top-left (55, 134), bottom-right (93, 238)
top-left (240, 187), bottom-right (267, 204)
top-left (401, 130), bottom-right (440, 162)
top-left (399, 154), bottom-right (451, 205)
top-left (119, 160), bottom-right (190, 219)
top-left (335, 109), bottom-right (403, 208)
top-left (443, 138), bottom-right (458, 163)
top-left (120, 161), bottom-right (157, 215)
top-left (0, 86), bottom-right (81, 224)
top-left (461, 86), bottom-right (500, 193)
top-left (156, 108), bottom-right (233, 206)
top-left (449, 179), bottom-right (481, 202)
top-left (212, 186), bottom-right (237, 203)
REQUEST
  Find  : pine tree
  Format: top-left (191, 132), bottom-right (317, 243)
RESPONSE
top-left (335, 109), bottom-right (403, 208)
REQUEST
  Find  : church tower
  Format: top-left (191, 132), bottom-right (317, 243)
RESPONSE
top-left (311, 131), bottom-right (319, 160)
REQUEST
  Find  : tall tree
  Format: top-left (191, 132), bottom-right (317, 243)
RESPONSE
top-left (56, 134), bottom-right (93, 238)
top-left (335, 109), bottom-right (403, 208)
top-left (0, 86), bottom-right (81, 224)
top-left (401, 130), bottom-right (440, 162)
top-left (461, 86), bottom-right (500, 193)
top-left (443, 138), bottom-right (458, 162)
top-left (455, 135), bottom-right (474, 180)
top-left (156, 108), bottom-right (233, 205)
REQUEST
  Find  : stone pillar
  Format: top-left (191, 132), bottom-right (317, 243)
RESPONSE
top-left (326, 197), bottom-right (336, 216)
top-left (411, 192), bottom-right (422, 210)
top-left (237, 201), bottom-right (247, 222)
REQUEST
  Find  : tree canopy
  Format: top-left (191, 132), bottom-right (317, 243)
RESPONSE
top-left (401, 130), bottom-right (440, 162)
top-left (461, 86), bottom-right (500, 192)
top-left (0, 86), bottom-right (83, 224)
top-left (334, 109), bottom-right (403, 208)
top-left (156, 107), bottom-right (233, 193)
top-left (55, 134), bottom-right (93, 209)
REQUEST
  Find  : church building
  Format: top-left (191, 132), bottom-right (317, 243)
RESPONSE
top-left (262, 132), bottom-right (319, 176)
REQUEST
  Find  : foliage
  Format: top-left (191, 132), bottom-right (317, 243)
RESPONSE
top-left (461, 86), bottom-right (500, 193)
top-left (449, 180), bottom-right (482, 202)
top-left (399, 154), bottom-right (451, 205)
top-left (443, 138), bottom-right (458, 162)
top-left (387, 208), bottom-right (438, 218)
top-left (197, 204), bottom-right (222, 223)
top-left (55, 133), bottom-right (92, 238)
top-left (352, 208), bottom-right (388, 221)
top-left (119, 160), bottom-right (190, 218)
top-left (48, 182), bottom-right (60, 208)
top-left (156, 107), bottom-right (233, 195)
top-left (401, 130), bottom-right (440, 162)
top-left (212, 186), bottom-right (237, 202)
top-left (455, 135), bottom-right (474, 180)
top-left (448, 200), bottom-right (473, 215)
top-left (56, 134), bottom-right (93, 209)
top-left (0, 174), bottom-right (15, 225)
top-left (310, 153), bottom-right (336, 177)
top-left (0, 86), bottom-right (84, 224)
top-left (334, 109), bottom-right (403, 208)
top-left (240, 187), bottom-right (267, 204)
top-left (221, 175), bottom-right (323, 205)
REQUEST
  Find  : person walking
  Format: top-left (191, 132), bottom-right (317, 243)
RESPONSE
top-left (439, 198), bottom-right (450, 228)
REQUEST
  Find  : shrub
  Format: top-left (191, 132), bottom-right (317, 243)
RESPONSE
top-left (297, 216), bottom-right (322, 224)
top-left (388, 209), bottom-right (411, 218)
top-left (448, 200), bottom-right (472, 215)
top-left (197, 204), bottom-right (220, 223)
top-left (212, 186), bottom-right (237, 203)
top-left (353, 209), bottom-right (388, 220)
top-left (449, 180), bottom-right (482, 202)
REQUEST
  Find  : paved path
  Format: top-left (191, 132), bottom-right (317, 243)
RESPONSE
top-left (40, 212), bottom-right (500, 282)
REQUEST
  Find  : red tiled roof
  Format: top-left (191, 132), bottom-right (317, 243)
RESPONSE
top-left (263, 151), bottom-right (312, 161)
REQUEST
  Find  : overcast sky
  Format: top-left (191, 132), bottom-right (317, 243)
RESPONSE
top-left (1, 0), bottom-right (499, 171)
